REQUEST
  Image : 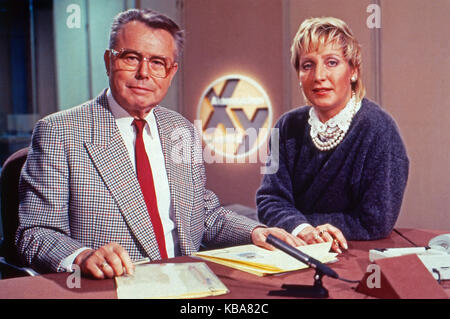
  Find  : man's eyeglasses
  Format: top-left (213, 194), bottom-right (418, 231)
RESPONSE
top-left (109, 48), bottom-right (176, 79)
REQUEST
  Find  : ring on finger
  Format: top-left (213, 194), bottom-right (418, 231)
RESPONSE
top-left (318, 229), bottom-right (327, 237)
top-left (100, 261), bottom-right (108, 269)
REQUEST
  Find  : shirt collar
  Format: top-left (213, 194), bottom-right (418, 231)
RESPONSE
top-left (309, 94), bottom-right (361, 133)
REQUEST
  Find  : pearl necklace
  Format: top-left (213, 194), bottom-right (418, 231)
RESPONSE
top-left (308, 93), bottom-right (361, 151)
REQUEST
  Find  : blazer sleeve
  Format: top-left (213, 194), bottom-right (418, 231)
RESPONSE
top-left (16, 119), bottom-right (85, 273)
top-left (190, 125), bottom-right (263, 248)
top-left (201, 173), bottom-right (263, 248)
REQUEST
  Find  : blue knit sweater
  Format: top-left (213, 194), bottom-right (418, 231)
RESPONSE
top-left (256, 98), bottom-right (409, 240)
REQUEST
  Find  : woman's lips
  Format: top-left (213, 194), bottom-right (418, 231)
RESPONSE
top-left (312, 88), bottom-right (332, 95)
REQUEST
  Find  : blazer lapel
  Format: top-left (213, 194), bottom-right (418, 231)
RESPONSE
top-left (83, 91), bottom-right (162, 260)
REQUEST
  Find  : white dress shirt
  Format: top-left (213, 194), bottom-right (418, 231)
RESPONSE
top-left (60, 89), bottom-right (178, 271)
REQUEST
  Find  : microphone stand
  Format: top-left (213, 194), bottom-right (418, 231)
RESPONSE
top-left (268, 268), bottom-right (329, 298)
top-left (266, 234), bottom-right (337, 298)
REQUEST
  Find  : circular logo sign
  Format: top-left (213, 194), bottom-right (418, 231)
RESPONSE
top-left (197, 74), bottom-right (273, 160)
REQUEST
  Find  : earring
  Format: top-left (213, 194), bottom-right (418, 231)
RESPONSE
top-left (351, 76), bottom-right (357, 83)
top-left (299, 82), bottom-right (303, 88)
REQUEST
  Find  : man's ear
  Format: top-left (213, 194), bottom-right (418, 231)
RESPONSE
top-left (167, 62), bottom-right (178, 84)
top-left (104, 50), bottom-right (111, 76)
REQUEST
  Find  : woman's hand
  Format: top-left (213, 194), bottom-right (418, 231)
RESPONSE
top-left (251, 226), bottom-right (306, 251)
top-left (297, 224), bottom-right (348, 253)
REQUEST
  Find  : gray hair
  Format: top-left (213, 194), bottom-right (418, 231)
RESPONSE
top-left (109, 8), bottom-right (185, 62)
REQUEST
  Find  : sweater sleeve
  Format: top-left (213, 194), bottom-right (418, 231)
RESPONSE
top-left (306, 122), bottom-right (409, 240)
top-left (256, 119), bottom-right (310, 233)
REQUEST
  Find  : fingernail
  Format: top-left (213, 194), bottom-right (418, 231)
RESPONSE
top-left (343, 243), bottom-right (348, 250)
top-left (337, 249), bottom-right (342, 254)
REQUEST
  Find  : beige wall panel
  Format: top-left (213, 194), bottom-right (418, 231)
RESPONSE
top-left (182, 0), bottom-right (449, 231)
top-left (381, 0), bottom-right (450, 230)
top-left (182, 0), bottom-right (285, 207)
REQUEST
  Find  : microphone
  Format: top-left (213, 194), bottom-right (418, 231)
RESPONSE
top-left (266, 234), bottom-right (339, 279)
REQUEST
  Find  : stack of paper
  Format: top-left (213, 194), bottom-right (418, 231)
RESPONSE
top-left (115, 262), bottom-right (229, 299)
top-left (194, 242), bottom-right (338, 276)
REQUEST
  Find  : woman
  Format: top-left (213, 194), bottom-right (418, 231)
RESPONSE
top-left (256, 17), bottom-right (409, 253)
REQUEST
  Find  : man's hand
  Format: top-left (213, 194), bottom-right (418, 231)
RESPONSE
top-left (251, 226), bottom-right (306, 250)
top-left (73, 242), bottom-right (135, 279)
top-left (297, 224), bottom-right (348, 253)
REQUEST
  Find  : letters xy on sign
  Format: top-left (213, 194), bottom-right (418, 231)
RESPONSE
top-left (197, 75), bottom-right (272, 158)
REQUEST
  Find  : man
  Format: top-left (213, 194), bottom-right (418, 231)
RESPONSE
top-left (16, 9), bottom-right (302, 279)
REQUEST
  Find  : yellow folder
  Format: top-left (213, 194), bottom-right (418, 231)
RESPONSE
top-left (194, 242), bottom-right (338, 277)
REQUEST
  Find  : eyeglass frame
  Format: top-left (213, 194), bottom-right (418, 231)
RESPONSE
top-left (108, 48), bottom-right (177, 79)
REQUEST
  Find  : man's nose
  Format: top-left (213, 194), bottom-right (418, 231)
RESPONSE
top-left (135, 60), bottom-right (151, 79)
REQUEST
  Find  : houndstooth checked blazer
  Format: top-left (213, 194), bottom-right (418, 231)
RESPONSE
top-left (16, 89), bottom-right (262, 273)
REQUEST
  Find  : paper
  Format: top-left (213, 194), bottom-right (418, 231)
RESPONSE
top-left (194, 242), bottom-right (338, 276)
top-left (115, 262), bottom-right (229, 299)
top-left (369, 247), bottom-right (438, 262)
top-left (418, 255), bottom-right (450, 280)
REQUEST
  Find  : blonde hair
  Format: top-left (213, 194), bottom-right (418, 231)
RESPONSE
top-left (291, 17), bottom-right (365, 102)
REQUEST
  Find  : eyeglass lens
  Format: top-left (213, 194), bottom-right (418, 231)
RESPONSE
top-left (113, 49), bottom-right (172, 78)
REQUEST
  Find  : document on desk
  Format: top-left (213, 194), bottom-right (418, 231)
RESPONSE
top-left (194, 242), bottom-right (338, 276)
top-left (115, 262), bottom-right (229, 299)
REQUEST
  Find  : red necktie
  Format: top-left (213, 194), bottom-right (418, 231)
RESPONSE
top-left (133, 119), bottom-right (168, 259)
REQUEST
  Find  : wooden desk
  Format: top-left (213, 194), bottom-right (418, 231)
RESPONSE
top-left (0, 228), bottom-right (448, 299)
